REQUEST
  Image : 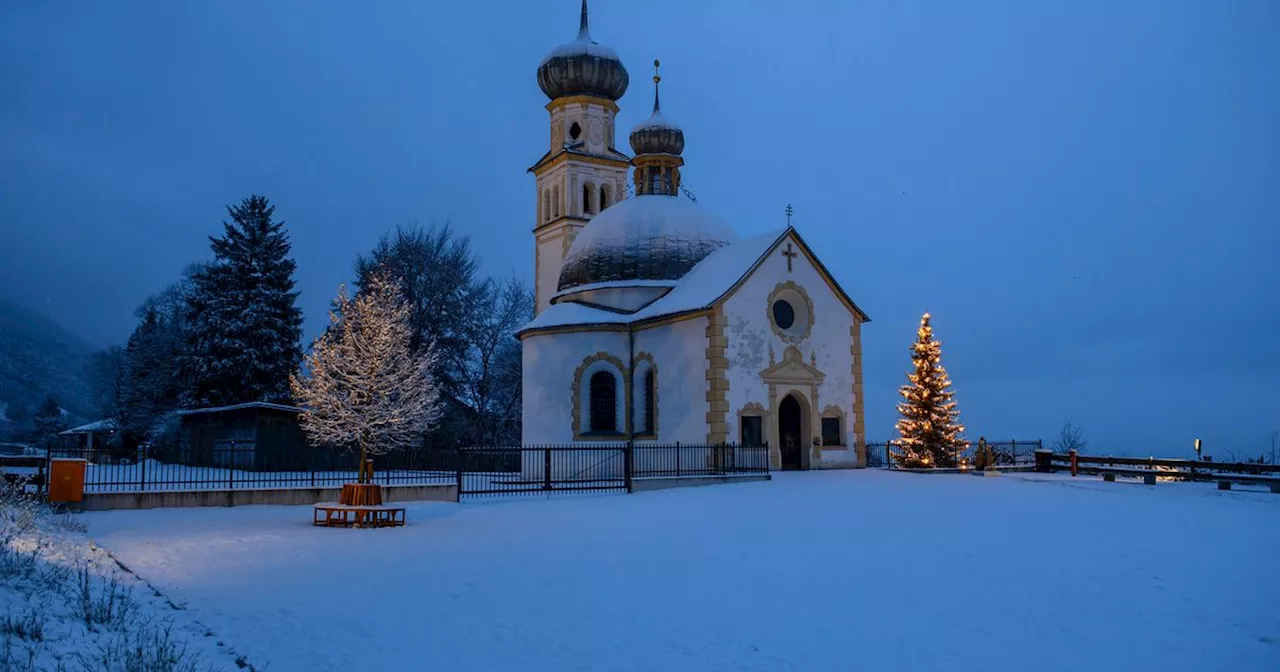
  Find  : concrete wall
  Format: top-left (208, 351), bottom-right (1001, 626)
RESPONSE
top-left (79, 483), bottom-right (458, 511)
top-left (722, 231), bottom-right (862, 469)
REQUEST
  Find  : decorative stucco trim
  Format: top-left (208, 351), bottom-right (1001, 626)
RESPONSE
top-left (571, 351), bottom-right (629, 442)
top-left (633, 352), bottom-right (658, 440)
top-left (705, 307), bottom-right (729, 445)
top-left (851, 321), bottom-right (867, 467)
top-left (766, 281), bottom-right (815, 343)
top-left (820, 404), bottom-right (850, 450)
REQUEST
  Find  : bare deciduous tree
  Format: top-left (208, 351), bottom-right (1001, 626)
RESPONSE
top-left (450, 278), bottom-right (533, 446)
top-left (1053, 420), bottom-right (1087, 454)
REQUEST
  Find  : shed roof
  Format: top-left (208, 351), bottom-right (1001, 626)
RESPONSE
top-left (176, 402), bottom-right (303, 417)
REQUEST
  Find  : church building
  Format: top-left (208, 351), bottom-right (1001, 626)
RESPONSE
top-left (517, 2), bottom-right (870, 470)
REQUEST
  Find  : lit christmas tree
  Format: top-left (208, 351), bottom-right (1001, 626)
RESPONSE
top-left (290, 274), bottom-right (442, 482)
top-left (894, 312), bottom-right (967, 468)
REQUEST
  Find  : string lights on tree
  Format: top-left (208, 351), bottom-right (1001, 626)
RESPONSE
top-left (290, 274), bottom-right (442, 482)
top-left (894, 312), bottom-right (967, 468)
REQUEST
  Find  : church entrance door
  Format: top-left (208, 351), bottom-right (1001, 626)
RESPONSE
top-left (779, 394), bottom-right (803, 470)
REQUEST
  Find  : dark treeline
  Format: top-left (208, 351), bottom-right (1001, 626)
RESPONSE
top-left (79, 195), bottom-right (530, 452)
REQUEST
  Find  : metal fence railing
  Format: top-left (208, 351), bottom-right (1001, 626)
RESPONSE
top-left (451, 443), bottom-right (770, 499)
top-left (41, 442), bottom-right (771, 497)
top-left (866, 440), bottom-right (1044, 469)
top-left (45, 444), bottom-right (456, 493)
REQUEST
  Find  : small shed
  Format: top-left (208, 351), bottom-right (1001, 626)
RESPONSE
top-left (59, 419), bottom-right (119, 451)
top-left (177, 402), bottom-right (310, 470)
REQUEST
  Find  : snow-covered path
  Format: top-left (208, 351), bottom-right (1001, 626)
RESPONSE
top-left (85, 471), bottom-right (1280, 671)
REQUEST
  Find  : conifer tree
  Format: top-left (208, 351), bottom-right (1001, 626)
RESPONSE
top-left (185, 196), bottom-right (303, 407)
top-left (32, 395), bottom-right (65, 448)
top-left (894, 312), bottom-right (967, 467)
top-left (290, 275), bottom-right (442, 481)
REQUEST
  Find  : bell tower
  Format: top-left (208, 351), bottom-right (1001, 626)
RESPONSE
top-left (530, 0), bottom-right (631, 315)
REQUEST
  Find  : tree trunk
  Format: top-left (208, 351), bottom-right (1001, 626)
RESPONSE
top-left (357, 439), bottom-right (368, 484)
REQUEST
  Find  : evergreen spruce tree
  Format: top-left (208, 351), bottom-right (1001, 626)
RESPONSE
top-left (121, 308), bottom-right (184, 441)
top-left (894, 312), bottom-right (967, 468)
top-left (185, 196), bottom-right (303, 407)
top-left (32, 395), bottom-right (65, 448)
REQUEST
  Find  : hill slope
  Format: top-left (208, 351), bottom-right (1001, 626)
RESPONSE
top-left (0, 298), bottom-right (96, 419)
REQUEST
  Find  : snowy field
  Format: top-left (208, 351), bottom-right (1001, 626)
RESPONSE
top-left (83, 471), bottom-right (1279, 672)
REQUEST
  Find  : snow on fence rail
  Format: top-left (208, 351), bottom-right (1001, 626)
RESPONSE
top-left (1034, 451), bottom-right (1280, 477)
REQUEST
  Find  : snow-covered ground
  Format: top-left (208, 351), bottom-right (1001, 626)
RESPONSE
top-left (83, 471), bottom-right (1279, 672)
top-left (0, 490), bottom-right (253, 671)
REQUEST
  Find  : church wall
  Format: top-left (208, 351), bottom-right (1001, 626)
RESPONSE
top-left (633, 315), bottom-right (711, 445)
top-left (721, 233), bottom-right (861, 469)
top-left (521, 330), bottom-right (631, 445)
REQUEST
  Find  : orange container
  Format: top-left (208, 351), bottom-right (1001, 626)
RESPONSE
top-left (49, 458), bottom-right (87, 503)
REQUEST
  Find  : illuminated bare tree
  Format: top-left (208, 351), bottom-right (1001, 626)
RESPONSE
top-left (290, 275), bottom-right (441, 481)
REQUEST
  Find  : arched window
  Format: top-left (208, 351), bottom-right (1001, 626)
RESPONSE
top-left (542, 189), bottom-right (550, 222)
top-left (582, 183), bottom-right (594, 215)
top-left (600, 184), bottom-right (611, 210)
top-left (552, 185), bottom-right (561, 218)
top-left (632, 354), bottom-right (657, 438)
top-left (588, 371), bottom-right (617, 433)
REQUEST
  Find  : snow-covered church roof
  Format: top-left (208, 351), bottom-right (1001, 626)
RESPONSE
top-left (555, 195), bottom-right (737, 295)
top-left (524, 228), bottom-right (780, 334)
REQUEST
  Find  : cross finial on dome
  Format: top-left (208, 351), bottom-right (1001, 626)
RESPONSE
top-left (578, 0), bottom-right (591, 40)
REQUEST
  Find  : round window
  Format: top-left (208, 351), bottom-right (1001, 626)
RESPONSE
top-left (569, 122), bottom-right (582, 140)
top-left (772, 300), bottom-right (795, 329)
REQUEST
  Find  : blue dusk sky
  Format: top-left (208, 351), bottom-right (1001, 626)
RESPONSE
top-left (2, 0), bottom-right (1277, 455)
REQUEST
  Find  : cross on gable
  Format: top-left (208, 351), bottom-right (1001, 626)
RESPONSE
top-left (781, 242), bottom-right (798, 272)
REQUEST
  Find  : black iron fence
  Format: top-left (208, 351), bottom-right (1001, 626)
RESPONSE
top-left (866, 440), bottom-right (1044, 469)
top-left (43, 442), bottom-right (769, 497)
top-left (452, 443), bottom-right (770, 499)
top-left (46, 443), bottom-right (455, 493)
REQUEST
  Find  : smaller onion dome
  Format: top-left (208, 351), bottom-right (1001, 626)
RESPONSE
top-left (629, 60), bottom-right (684, 156)
top-left (537, 1), bottom-right (629, 102)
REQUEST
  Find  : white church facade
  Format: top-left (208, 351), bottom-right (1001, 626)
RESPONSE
top-left (518, 2), bottom-right (869, 470)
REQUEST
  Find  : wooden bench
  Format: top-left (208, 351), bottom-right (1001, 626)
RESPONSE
top-left (313, 503), bottom-right (406, 528)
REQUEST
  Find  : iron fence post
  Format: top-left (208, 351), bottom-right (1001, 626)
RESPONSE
top-left (676, 441), bottom-right (681, 475)
top-left (543, 446), bottom-right (552, 491)
top-left (228, 440), bottom-right (235, 490)
top-left (624, 444), bottom-right (633, 493)
top-left (139, 448), bottom-right (146, 492)
top-left (455, 448), bottom-right (464, 501)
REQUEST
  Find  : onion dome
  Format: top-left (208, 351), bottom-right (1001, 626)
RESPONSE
top-left (537, 1), bottom-right (629, 102)
top-left (630, 60), bottom-right (684, 156)
top-left (556, 194), bottom-right (737, 294)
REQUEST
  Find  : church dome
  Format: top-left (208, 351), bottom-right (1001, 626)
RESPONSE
top-left (630, 108), bottom-right (684, 156)
top-left (556, 195), bottom-right (737, 295)
top-left (537, 1), bottom-right (629, 102)
top-left (630, 60), bottom-right (684, 156)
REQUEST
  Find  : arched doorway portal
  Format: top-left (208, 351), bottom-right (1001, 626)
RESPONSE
top-left (779, 394), bottom-right (804, 470)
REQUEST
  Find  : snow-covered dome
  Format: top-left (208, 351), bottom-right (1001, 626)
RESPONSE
top-left (630, 60), bottom-right (684, 156)
top-left (537, 1), bottom-right (629, 102)
top-left (555, 195), bottom-right (737, 306)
